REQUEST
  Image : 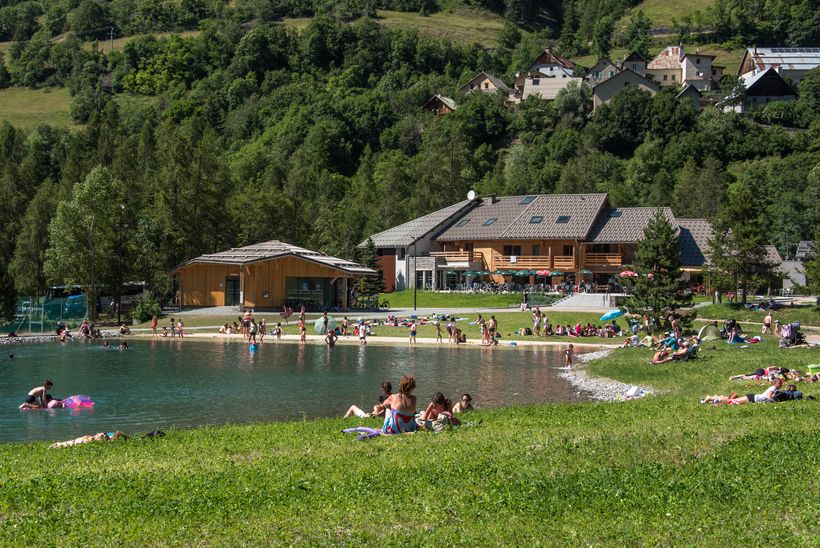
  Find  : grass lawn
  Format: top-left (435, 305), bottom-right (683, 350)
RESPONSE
top-left (373, 8), bottom-right (505, 47)
top-left (696, 303), bottom-right (820, 328)
top-left (377, 289), bottom-right (531, 309)
top-left (619, 0), bottom-right (716, 28)
top-left (0, 87), bottom-right (74, 129)
top-left (1, 337), bottom-right (817, 544)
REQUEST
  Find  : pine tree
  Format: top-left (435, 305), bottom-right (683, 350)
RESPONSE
top-left (621, 210), bottom-right (693, 326)
top-left (357, 238), bottom-right (384, 296)
top-left (707, 181), bottom-right (772, 304)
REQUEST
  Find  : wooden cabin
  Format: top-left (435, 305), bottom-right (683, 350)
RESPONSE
top-left (171, 241), bottom-right (375, 310)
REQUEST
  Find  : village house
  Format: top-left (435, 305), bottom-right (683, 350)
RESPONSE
top-left (720, 67), bottom-right (796, 113)
top-left (362, 193), bottom-right (716, 292)
top-left (510, 47), bottom-right (583, 103)
top-left (592, 68), bottom-right (659, 110)
top-left (738, 47), bottom-right (820, 84)
top-left (171, 241), bottom-right (375, 310)
top-left (677, 84), bottom-right (702, 108)
top-left (587, 58), bottom-right (618, 86)
top-left (646, 45), bottom-right (721, 91)
top-left (424, 94), bottom-right (457, 115)
top-left (458, 72), bottom-right (510, 95)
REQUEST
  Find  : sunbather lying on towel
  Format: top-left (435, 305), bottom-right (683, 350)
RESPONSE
top-left (49, 431), bottom-right (126, 449)
top-left (700, 378), bottom-right (783, 404)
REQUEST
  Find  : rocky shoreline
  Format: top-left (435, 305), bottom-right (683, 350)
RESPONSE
top-left (560, 349), bottom-right (655, 402)
top-left (0, 332), bottom-right (119, 346)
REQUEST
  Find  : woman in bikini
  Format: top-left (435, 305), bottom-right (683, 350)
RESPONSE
top-left (379, 375), bottom-right (418, 434)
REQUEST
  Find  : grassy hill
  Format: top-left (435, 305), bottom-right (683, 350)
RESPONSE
top-left (281, 7), bottom-right (507, 47)
top-left (0, 87), bottom-right (74, 129)
top-left (619, 0), bottom-right (716, 28)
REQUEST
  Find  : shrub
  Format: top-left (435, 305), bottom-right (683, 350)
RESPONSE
top-left (132, 294), bottom-right (161, 323)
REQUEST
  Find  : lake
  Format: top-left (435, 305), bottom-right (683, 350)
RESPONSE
top-left (0, 338), bottom-right (587, 443)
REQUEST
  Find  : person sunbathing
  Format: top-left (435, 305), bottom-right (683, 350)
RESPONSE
top-left (452, 393), bottom-right (474, 413)
top-left (345, 381), bottom-right (392, 418)
top-left (701, 378), bottom-right (783, 404)
top-left (49, 431), bottom-right (126, 449)
top-left (652, 344), bottom-right (689, 364)
top-left (420, 392), bottom-right (449, 421)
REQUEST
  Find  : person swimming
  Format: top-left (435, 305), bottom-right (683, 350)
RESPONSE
top-left (20, 380), bottom-right (53, 409)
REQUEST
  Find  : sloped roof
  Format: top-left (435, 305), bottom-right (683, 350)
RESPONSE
top-left (362, 199), bottom-right (476, 248)
top-left (741, 47), bottom-right (820, 75)
top-left (677, 84), bottom-right (702, 98)
top-left (647, 46), bottom-right (684, 70)
top-left (424, 95), bottom-right (457, 111)
top-left (459, 71), bottom-right (510, 94)
top-left (587, 208), bottom-right (676, 243)
top-left (592, 68), bottom-right (660, 92)
top-left (174, 240), bottom-right (375, 275)
top-left (589, 58), bottom-right (615, 71)
top-left (741, 67), bottom-right (795, 96)
top-left (796, 240), bottom-right (815, 260)
top-left (531, 47), bottom-right (575, 70)
top-left (765, 245), bottom-right (783, 266)
top-left (677, 219), bottom-right (712, 267)
top-left (435, 194), bottom-right (609, 242)
top-left (623, 51), bottom-right (647, 63)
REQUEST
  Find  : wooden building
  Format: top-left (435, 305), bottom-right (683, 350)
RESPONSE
top-left (172, 241), bottom-right (375, 310)
top-left (424, 94), bottom-right (457, 116)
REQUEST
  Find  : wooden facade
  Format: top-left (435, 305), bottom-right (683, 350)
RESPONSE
top-left (175, 256), bottom-right (357, 309)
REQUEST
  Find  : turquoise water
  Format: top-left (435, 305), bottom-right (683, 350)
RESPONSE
top-left (0, 339), bottom-right (585, 443)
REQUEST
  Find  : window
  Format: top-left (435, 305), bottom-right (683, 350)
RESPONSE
top-left (593, 71), bottom-right (600, 78)
top-left (562, 245), bottom-right (574, 256)
top-left (556, 215), bottom-right (571, 223)
top-left (397, 248), bottom-right (406, 260)
top-left (663, 74), bottom-right (668, 81)
top-left (503, 245), bottom-right (522, 256)
top-left (532, 245), bottom-right (540, 256)
top-left (632, 64), bottom-right (639, 70)
top-left (520, 196), bottom-right (536, 204)
top-left (696, 58), bottom-right (701, 64)
top-left (532, 79), bottom-right (540, 85)
top-left (482, 218), bottom-right (497, 226)
top-left (608, 70), bottom-right (614, 77)
top-left (455, 219), bottom-right (470, 227)
top-left (484, 82), bottom-right (489, 89)
top-left (671, 74), bottom-right (676, 81)
top-left (529, 215), bottom-right (543, 224)
top-left (465, 243), bottom-right (474, 252)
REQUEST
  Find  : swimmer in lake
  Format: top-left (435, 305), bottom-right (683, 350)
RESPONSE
top-left (325, 330), bottom-right (338, 347)
top-left (20, 380), bottom-right (53, 408)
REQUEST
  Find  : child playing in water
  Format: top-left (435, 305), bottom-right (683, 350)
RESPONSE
top-left (434, 321), bottom-right (443, 343)
top-left (409, 320), bottom-right (417, 344)
top-left (271, 322), bottom-right (283, 341)
top-left (20, 380), bottom-right (53, 409)
top-left (565, 344), bottom-right (575, 367)
top-left (298, 318), bottom-right (306, 343)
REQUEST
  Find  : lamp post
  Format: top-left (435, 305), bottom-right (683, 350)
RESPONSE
top-left (412, 239), bottom-right (417, 311)
top-left (116, 203), bottom-right (125, 325)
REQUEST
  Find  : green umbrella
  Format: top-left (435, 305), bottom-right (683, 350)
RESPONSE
top-left (550, 270), bottom-right (564, 276)
top-left (580, 269), bottom-right (593, 274)
top-left (479, 270), bottom-right (492, 275)
top-left (445, 270), bottom-right (458, 275)
top-left (465, 270), bottom-right (479, 276)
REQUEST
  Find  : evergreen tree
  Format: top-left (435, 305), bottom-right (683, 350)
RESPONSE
top-left (592, 16), bottom-right (614, 60)
top-left (804, 228), bottom-right (820, 299)
top-left (621, 209), bottom-right (693, 326)
top-left (707, 181), bottom-right (772, 304)
top-left (357, 238), bottom-right (384, 296)
top-left (623, 10), bottom-right (652, 60)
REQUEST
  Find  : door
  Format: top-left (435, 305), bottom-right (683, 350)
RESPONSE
top-left (226, 278), bottom-right (240, 306)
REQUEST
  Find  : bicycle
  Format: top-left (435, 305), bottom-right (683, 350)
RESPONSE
top-left (355, 295), bottom-right (390, 311)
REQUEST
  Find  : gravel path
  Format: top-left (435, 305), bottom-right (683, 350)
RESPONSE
top-left (0, 332), bottom-right (119, 347)
top-left (559, 349), bottom-right (655, 402)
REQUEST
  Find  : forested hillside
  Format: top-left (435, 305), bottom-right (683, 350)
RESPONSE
top-left (0, 0), bottom-right (817, 318)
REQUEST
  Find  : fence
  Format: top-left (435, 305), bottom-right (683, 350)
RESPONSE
top-left (2, 296), bottom-right (88, 334)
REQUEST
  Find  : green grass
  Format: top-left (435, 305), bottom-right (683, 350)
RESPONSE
top-left (77, 30), bottom-right (202, 53)
top-left (0, 87), bottom-right (74, 129)
top-left (619, 0), bottom-right (716, 28)
top-left (697, 303), bottom-right (820, 327)
top-left (377, 289), bottom-right (533, 309)
top-left (280, 7), bottom-right (506, 46)
top-left (0, 337), bottom-right (817, 544)
top-left (373, 8), bottom-right (505, 47)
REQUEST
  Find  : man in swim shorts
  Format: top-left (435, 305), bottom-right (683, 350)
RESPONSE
top-left (20, 380), bottom-right (53, 408)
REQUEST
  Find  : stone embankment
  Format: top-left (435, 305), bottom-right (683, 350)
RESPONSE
top-left (559, 349), bottom-right (655, 401)
top-left (0, 332), bottom-right (118, 346)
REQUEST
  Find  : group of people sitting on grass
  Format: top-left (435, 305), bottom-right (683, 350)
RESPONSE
top-left (343, 376), bottom-right (473, 434)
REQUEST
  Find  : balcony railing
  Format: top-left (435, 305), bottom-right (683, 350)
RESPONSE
top-left (584, 253), bottom-right (623, 267)
top-left (492, 255), bottom-right (577, 270)
top-left (552, 256), bottom-right (575, 270)
top-left (429, 251), bottom-right (484, 263)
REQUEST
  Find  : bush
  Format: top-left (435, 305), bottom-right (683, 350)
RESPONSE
top-left (132, 294), bottom-right (161, 323)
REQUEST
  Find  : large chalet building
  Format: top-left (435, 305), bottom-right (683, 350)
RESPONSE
top-left (362, 193), bottom-right (715, 292)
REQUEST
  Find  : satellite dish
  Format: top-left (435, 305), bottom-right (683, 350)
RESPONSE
top-left (467, 190), bottom-right (476, 200)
